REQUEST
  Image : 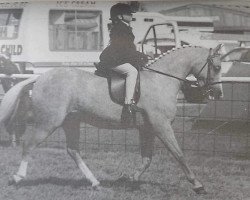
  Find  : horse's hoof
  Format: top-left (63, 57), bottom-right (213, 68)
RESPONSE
top-left (11, 143), bottom-right (17, 148)
top-left (92, 181), bottom-right (100, 187)
top-left (115, 173), bottom-right (130, 182)
top-left (131, 172), bottom-right (141, 182)
top-left (193, 186), bottom-right (207, 195)
top-left (92, 181), bottom-right (101, 191)
top-left (92, 185), bottom-right (101, 191)
top-left (8, 175), bottom-right (22, 187)
top-left (8, 178), bottom-right (16, 186)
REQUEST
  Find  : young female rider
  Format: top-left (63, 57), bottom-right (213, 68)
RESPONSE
top-left (98, 3), bottom-right (148, 125)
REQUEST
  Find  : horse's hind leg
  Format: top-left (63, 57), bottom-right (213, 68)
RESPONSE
top-left (6, 123), bottom-right (17, 147)
top-left (131, 125), bottom-right (154, 181)
top-left (63, 113), bottom-right (100, 188)
top-left (13, 92), bottom-right (32, 146)
top-left (12, 125), bottom-right (54, 184)
top-left (7, 92), bottom-right (30, 147)
top-left (153, 120), bottom-right (206, 194)
top-left (7, 118), bottom-right (26, 147)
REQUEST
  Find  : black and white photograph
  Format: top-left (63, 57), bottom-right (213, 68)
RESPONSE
top-left (0, 0), bottom-right (249, 199)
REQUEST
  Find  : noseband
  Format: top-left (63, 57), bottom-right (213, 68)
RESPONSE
top-left (195, 49), bottom-right (221, 96)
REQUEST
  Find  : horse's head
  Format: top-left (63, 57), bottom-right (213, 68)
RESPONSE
top-left (193, 44), bottom-right (223, 100)
top-left (0, 53), bottom-right (19, 75)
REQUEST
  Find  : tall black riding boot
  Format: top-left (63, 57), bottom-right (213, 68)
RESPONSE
top-left (130, 100), bottom-right (141, 113)
top-left (121, 104), bottom-right (134, 127)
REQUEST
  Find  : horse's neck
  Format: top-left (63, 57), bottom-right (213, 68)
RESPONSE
top-left (149, 47), bottom-right (208, 80)
top-left (140, 47), bottom-right (208, 99)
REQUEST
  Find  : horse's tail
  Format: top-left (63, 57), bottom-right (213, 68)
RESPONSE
top-left (0, 76), bottom-right (38, 134)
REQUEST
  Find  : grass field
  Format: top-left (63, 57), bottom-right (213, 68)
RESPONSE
top-left (0, 146), bottom-right (249, 200)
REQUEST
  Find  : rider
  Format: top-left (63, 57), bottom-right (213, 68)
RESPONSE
top-left (98, 3), bottom-right (148, 125)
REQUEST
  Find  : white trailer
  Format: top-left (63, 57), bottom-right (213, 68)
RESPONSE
top-left (0, 1), bottom-right (219, 74)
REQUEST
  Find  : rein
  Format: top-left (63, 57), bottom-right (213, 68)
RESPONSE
top-left (142, 58), bottom-right (210, 86)
top-left (142, 65), bottom-right (193, 84)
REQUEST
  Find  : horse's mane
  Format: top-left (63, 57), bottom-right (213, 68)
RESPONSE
top-left (146, 45), bottom-right (205, 67)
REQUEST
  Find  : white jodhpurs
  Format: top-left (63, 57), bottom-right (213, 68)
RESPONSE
top-left (112, 63), bottom-right (138, 104)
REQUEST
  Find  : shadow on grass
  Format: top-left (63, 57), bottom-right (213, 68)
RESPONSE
top-left (101, 176), bottom-right (164, 192)
top-left (0, 140), bottom-right (11, 147)
top-left (12, 177), bottom-right (90, 189)
top-left (12, 176), bottom-right (165, 192)
top-left (101, 177), bottom-right (183, 195)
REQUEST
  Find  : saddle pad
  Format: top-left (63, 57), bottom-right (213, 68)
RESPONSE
top-left (94, 69), bottom-right (140, 105)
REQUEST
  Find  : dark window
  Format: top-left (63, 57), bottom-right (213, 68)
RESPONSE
top-left (0, 9), bottom-right (22, 39)
top-left (144, 18), bottom-right (153, 22)
top-left (49, 10), bottom-right (103, 51)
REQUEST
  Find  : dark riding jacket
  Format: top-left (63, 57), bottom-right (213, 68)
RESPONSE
top-left (99, 20), bottom-right (147, 70)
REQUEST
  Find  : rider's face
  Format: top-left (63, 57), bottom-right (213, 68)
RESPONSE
top-left (121, 13), bottom-right (133, 23)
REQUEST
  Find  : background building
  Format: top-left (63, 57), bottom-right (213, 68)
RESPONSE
top-left (136, 0), bottom-right (250, 34)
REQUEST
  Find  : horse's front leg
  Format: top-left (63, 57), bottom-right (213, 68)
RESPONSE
top-left (131, 125), bottom-right (154, 181)
top-left (63, 113), bottom-right (100, 188)
top-left (150, 116), bottom-right (206, 194)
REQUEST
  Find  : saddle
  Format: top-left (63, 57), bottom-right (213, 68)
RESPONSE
top-left (94, 63), bottom-right (140, 105)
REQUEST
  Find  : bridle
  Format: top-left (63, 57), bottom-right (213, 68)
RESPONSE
top-left (194, 49), bottom-right (222, 96)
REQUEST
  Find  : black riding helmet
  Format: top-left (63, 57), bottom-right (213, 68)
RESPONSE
top-left (110, 3), bottom-right (135, 20)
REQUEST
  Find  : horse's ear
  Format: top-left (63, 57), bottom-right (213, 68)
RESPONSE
top-left (209, 48), bottom-right (213, 55)
top-left (213, 44), bottom-right (223, 54)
